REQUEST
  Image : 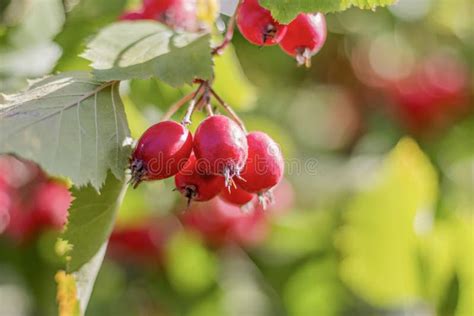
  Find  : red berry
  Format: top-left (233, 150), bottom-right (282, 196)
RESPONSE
top-left (108, 217), bottom-right (177, 266)
top-left (235, 132), bottom-right (284, 194)
top-left (180, 197), bottom-right (268, 247)
top-left (279, 13), bottom-right (327, 67)
top-left (385, 53), bottom-right (469, 133)
top-left (119, 11), bottom-right (146, 21)
top-left (236, 0), bottom-right (287, 46)
top-left (33, 180), bottom-right (71, 230)
top-left (174, 154), bottom-right (225, 203)
top-left (193, 115), bottom-right (248, 187)
top-left (0, 189), bottom-right (11, 234)
top-left (130, 121), bottom-right (193, 188)
top-left (142, 0), bottom-right (199, 31)
top-left (220, 186), bottom-right (255, 206)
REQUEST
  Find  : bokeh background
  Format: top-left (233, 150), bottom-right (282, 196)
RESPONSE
top-left (0, 0), bottom-right (473, 315)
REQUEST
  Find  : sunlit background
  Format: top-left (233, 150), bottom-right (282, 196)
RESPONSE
top-left (0, 0), bottom-right (473, 315)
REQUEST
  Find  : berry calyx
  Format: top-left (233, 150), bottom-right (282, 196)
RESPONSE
top-left (193, 115), bottom-right (248, 187)
top-left (236, 0), bottom-right (287, 46)
top-left (235, 131), bottom-right (284, 194)
top-left (279, 13), bottom-right (327, 67)
top-left (130, 121), bottom-right (193, 188)
top-left (220, 186), bottom-right (255, 206)
top-left (175, 154), bottom-right (225, 204)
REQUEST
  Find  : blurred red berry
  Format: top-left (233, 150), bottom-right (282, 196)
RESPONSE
top-left (108, 218), bottom-right (178, 266)
top-left (180, 197), bottom-right (268, 247)
top-left (142, 0), bottom-right (199, 31)
top-left (119, 11), bottom-right (146, 21)
top-left (385, 53), bottom-right (469, 133)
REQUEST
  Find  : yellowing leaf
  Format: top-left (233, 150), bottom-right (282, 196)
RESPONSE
top-left (56, 271), bottom-right (81, 316)
top-left (338, 137), bottom-right (438, 306)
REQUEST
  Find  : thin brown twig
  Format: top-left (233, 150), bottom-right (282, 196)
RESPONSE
top-left (209, 88), bottom-right (247, 133)
top-left (161, 90), bottom-right (195, 121)
top-left (211, 0), bottom-right (243, 55)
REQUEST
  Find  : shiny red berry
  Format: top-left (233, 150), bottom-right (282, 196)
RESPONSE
top-left (142, 0), bottom-right (198, 31)
top-left (193, 115), bottom-right (248, 187)
top-left (220, 186), bottom-right (255, 206)
top-left (235, 132), bottom-right (284, 193)
top-left (175, 154), bottom-right (225, 203)
top-left (236, 0), bottom-right (287, 46)
top-left (279, 13), bottom-right (327, 67)
top-left (130, 121), bottom-right (193, 188)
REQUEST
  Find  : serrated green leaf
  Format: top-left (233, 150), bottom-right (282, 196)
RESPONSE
top-left (81, 21), bottom-right (213, 86)
top-left (260, 0), bottom-right (397, 23)
top-left (338, 137), bottom-right (438, 306)
top-left (61, 173), bottom-right (128, 272)
top-left (0, 72), bottom-right (131, 190)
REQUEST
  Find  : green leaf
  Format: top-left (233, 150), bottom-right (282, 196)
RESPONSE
top-left (337, 137), bottom-right (438, 306)
top-left (0, 72), bottom-right (131, 190)
top-left (60, 173), bottom-right (128, 272)
top-left (259, 0), bottom-right (397, 23)
top-left (82, 21), bottom-right (213, 86)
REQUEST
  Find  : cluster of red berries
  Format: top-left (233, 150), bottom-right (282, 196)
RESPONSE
top-left (130, 115), bottom-right (285, 208)
top-left (120, 0), bottom-right (206, 32)
top-left (0, 156), bottom-right (71, 243)
top-left (236, 0), bottom-right (327, 66)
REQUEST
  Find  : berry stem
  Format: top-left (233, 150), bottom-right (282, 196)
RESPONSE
top-left (181, 81), bottom-right (206, 126)
top-left (209, 88), bottom-right (247, 133)
top-left (211, 0), bottom-right (243, 55)
top-left (161, 90), bottom-right (196, 121)
top-left (205, 103), bottom-right (214, 116)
